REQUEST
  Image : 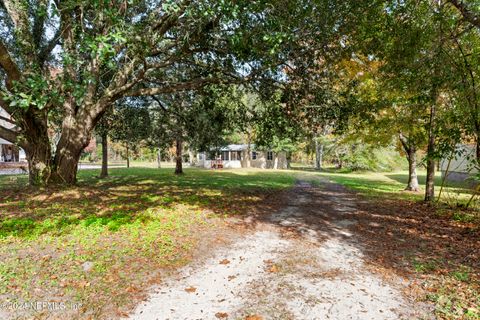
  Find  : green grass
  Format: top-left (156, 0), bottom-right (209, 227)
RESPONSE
top-left (311, 169), bottom-right (480, 209)
top-left (2, 166), bottom-right (478, 319)
top-left (0, 167), bottom-right (296, 318)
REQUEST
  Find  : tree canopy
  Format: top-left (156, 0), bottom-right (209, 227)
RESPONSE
top-left (0, 0), bottom-right (374, 184)
top-left (1, 0), bottom-right (480, 197)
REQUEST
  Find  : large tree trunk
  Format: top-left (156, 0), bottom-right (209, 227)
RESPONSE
top-left (22, 115), bottom-right (90, 185)
top-left (50, 128), bottom-right (90, 184)
top-left (25, 142), bottom-right (52, 186)
top-left (175, 138), bottom-right (183, 175)
top-left (425, 103), bottom-right (437, 202)
top-left (100, 132), bottom-right (108, 178)
top-left (406, 147), bottom-right (420, 192)
top-left (18, 111), bottom-right (52, 185)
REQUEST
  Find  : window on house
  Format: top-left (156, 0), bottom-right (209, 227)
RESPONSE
top-left (231, 151), bottom-right (242, 161)
top-left (252, 151), bottom-right (257, 160)
top-left (221, 151), bottom-right (229, 161)
top-left (267, 151), bottom-right (273, 161)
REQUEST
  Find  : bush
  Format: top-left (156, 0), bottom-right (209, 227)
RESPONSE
top-left (327, 142), bottom-right (406, 172)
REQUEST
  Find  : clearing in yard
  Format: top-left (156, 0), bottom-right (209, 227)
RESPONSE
top-left (0, 168), bottom-right (478, 319)
top-left (0, 168), bottom-right (294, 319)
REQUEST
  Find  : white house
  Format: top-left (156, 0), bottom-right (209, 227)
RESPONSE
top-left (0, 107), bottom-right (26, 163)
top-left (197, 144), bottom-right (289, 169)
top-left (0, 138), bottom-right (26, 162)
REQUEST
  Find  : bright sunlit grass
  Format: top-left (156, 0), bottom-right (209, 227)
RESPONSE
top-left (312, 169), bottom-right (478, 209)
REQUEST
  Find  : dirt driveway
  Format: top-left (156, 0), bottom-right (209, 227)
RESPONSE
top-left (127, 179), bottom-right (432, 320)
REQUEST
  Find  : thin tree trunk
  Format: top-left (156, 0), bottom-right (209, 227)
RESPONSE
top-left (246, 133), bottom-right (251, 168)
top-left (316, 143), bottom-right (324, 170)
top-left (438, 157), bottom-right (452, 202)
top-left (425, 103), bottom-right (437, 202)
top-left (126, 144), bottom-right (130, 168)
top-left (188, 149), bottom-right (194, 166)
top-left (175, 138), bottom-right (183, 175)
top-left (315, 136), bottom-right (322, 170)
top-left (100, 132), bottom-right (108, 178)
top-left (157, 148), bottom-right (161, 168)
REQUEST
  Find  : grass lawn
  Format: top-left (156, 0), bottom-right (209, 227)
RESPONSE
top-left (314, 170), bottom-right (479, 209)
top-left (0, 168), bottom-right (296, 319)
top-left (1, 166), bottom-right (478, 319)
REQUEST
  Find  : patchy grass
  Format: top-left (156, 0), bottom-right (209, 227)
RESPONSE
top-left (0, 168), bottom-right (295, 319)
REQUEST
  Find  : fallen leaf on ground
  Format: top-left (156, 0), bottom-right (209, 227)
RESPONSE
top-left (184, 286), bottom-right (196, 293)
top-left (219, 259), bottom-right (230, 265)
top-left (126, 285), bottom-right (137, 293)
top-left (215, 312), bottom-right (228, 318)
top-left (245, 315), bottom-right (263, 320)
top-left (227, 275), bottom-right (236, 281)
top-left (268, 265), bottom-right (279, 273)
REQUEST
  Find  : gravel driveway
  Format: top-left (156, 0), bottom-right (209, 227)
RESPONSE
top-left (128, 180), bottom-right (431, 320)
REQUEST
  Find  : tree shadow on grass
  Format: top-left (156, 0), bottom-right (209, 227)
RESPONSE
top-left (385, 172), bottom-right (473, 191)
top-left (324, 174), bottom-right (412, 198)
top-left (247, 180), bottom-right (479, 294)
top-left (0, 168), bottom-right (294, 239)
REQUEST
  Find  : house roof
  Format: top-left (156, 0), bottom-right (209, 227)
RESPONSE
top-left (219, 144), bottom-right (254, 151)
top-left (0, 107), bottom-right (15, 131)
top-left (0, 138), bottom-right (12, 145)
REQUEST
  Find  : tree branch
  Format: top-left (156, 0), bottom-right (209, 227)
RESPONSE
top-left (32, 0), bottom-right (48, 50)
top-left (38, 25), bottom-right (63, 65)
top-left (447, 0), bottom-right (480, 29)
top-left (0, 39), bottom-right (21, 89)
top-left (127, 78), bottom-right (224, 97)
top-left (2, 0), bottom-right (34, 52)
